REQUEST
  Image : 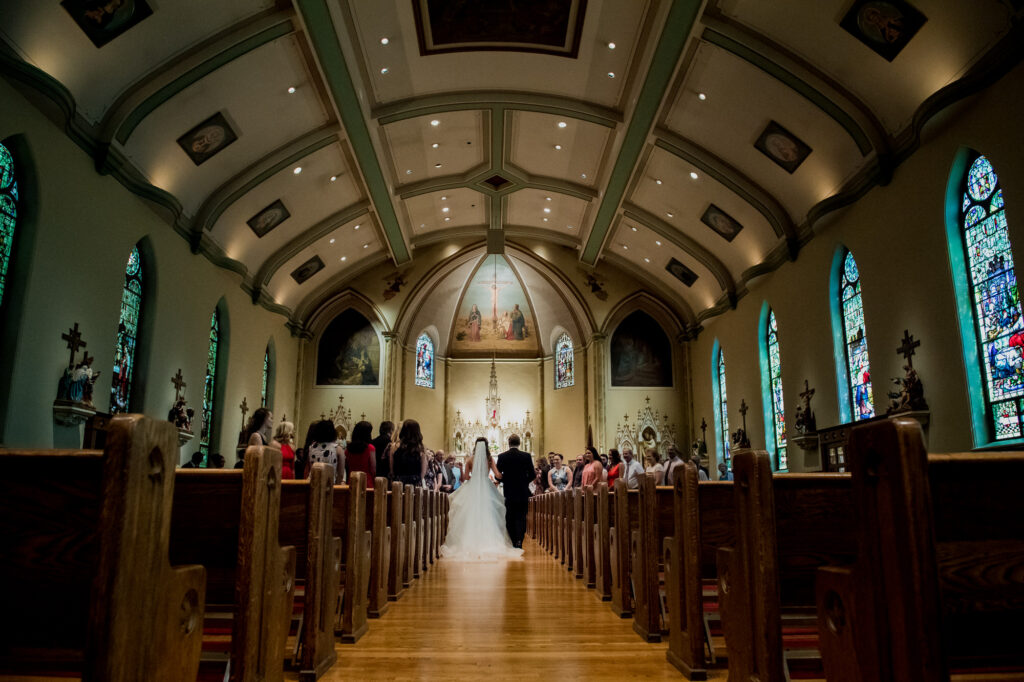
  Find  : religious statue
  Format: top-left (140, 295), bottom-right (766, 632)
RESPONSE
top-left (887, 364), bottom-right (928, 415)
top-left (731, 428), bottom-right (751, 449)
top-left (168, 399), bottom-right (195, 431)
top-left (55, 324), bottom-right (100, 407)
top-left (794, 380), bottom-right (818, 435)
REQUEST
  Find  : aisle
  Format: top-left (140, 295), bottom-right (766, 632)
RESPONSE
top-left (310, 538), bottom-right (727, 680)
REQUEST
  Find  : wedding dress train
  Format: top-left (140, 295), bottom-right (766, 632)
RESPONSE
top-left (440, 440), bottom-right (524, 562)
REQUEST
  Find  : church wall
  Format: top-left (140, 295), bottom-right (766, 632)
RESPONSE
top-left (542, 349), bottom-right (586, 458)
top-left (689, 62), bottom-right (1024, 468)
top-left (0, 79), bottom-right (299, 461)
top-left (400, 345), bottom-right (446, 451)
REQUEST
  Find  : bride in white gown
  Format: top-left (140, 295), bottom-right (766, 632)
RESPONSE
top-left (440, 437), bottom-right (524, 561)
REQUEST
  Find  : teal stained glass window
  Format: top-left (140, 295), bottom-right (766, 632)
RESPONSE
top-left (415, 333), bottom-right (434, 388)
top-left (841, 251), bottom-right (875, 420)
top-left (261, 346), bottom-right (269, 407)
top-left (555, 333), bottom-right (574, 389)
top-left (766, 309), bottom-right (787, 469)
top-left (200, 309), bottom-right (220, 457)
top-left (0, 143), bottom-right (18, 309)
top-left (718, 349), bottom-right (731, 462)
top-left (960, 155), bottom-right (1024, 440)
top-left (110, 246), bottom-right (142, 413)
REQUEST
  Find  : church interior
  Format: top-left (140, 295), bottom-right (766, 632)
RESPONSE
top-left (2, 0), bottom-right (1023, 680)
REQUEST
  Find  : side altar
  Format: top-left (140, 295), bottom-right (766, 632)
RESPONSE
top-left (613, 397), bottom-right (679, 456)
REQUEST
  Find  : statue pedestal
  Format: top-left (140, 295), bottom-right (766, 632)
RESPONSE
top-left (177, 429), bottom-right (195, 447)
top-left (53, 400), bottom-right (96, 427)
top-left (790, 433), bottom-right (820, 452)
top-left (889, 409), bottom-right (930, 429)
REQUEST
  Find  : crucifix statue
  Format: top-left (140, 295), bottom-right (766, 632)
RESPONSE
top-left (172, 369), bottom-right (187, 402)
top-left (732, 399), bottom-right (751, 449)
top-left (795, 379), bottom-right (817, 434)
top-left (62, 322), bottom-right (86, 368)
top-left (888, 329), bottom-right (928, 414)
top-left (239, 397), bottom-right (249, 424)
top-left (896, 329), bottom-right (921, 368)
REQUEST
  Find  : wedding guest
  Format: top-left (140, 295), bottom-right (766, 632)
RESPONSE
top-left (664, 446), bottom-right (685, 486)
top-left (436, 451), bottom-right (454, 492)
top-left (606, 449), bottom-right (623, 489)
top-left (210, 453), bottom-right (225, 469)
top-left (621, 448), bottom-right (645, 489)
top-left (274, 420), bottom-right (297, 479)
top-left (538, 456), bottom-right (551, 493)
top-left (571, 455), bottom-right (585, 488)
top-left (581, 446), bottom-right (603, 488)
top-left (390, 419), bottom-right (427, 487)
top-left (181, 451), bottom-right (203, 468)
top-left (692, 455), bottom-right (709, 481)
top-left (718, 462), bottom-right (733, 481)
top-left (547, 453), bottom-right (570, 491)
top-left (451, 458), bottom-right (462, 490)
top-left (345, 420), bottom-right (376, 489)
top-left (644, 449), bottom-right (664, 485)
top-left (371, 420), bottom-right (394, 482)
top-left (243, 407), bottom-right (273, 447)
top-left (529, 467), bottom-right (543, 496)
top-left (306, 419), bottom-right (345, 484)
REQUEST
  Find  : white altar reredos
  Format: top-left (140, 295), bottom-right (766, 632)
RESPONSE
top-left (614, 397), bottom-right (679, 457)
top-left (450, 360), bottom-right (535, 462)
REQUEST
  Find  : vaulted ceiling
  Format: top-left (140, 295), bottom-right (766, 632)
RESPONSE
top-left (2, 0), bottom-right (1020, 336)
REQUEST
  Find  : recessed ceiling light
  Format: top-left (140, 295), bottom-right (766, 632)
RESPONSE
top-left (631, 226), bottom-right (638, 232)
top-left (444, 216), bottom-right (451, 221)
top-left (432, 143), bottom-right (439, 149)
top-left (354, 224), bottom-right (361, 230)
top-left (287, 86), bottom-right (296, 94)
top-left (567, 225), bottom-right (575, 229)
top-left (419, 223), bottom-right (425, 229)
top-left (690, 171), bottom-right (699, 180)
top-left (623, 244), bottom-right (629, 250)
top-left (441, 195), bottom-right (447, 200)
top-left (380, 37), bottom-right (389, 45)
top-left (406, 169), bottom-right (412, 175)
top-left (554, 144), bottom-right (562, 150)
top-left (434, 163), bottom-right (442, 168)
top-left (557, 121), bottom-right (567, 128)
top-left (607, 72), bottom-right (615, 78)
top-left (330, 175), bottom-right (337, 182)
top-left (666, 212), bottom-right (674, 218)
top-left (655, 240), bottom-right (662, 246)
top-left (608, 42), bottom-right (616, 49)
top-left (293, 167), bottom-right (302, 175)
top-left (329, 238), bottom-right (336, 244)
top-left (442, 207), bottom-right (450, 213)
top-left (644, 257), bottom-right (650, 263)
top-left (581, 173), bottom-right (587, 179)
top-left (655, 179), bottom-right (663, 185)
top-left (363, 244), bottom-right (369, 249)
top-left (543, 218), bottom-right (549, 222)
top-left (543, 208), bottom-right (551, 213)
top-left (380, 67), bottom-right (389, 74)
top-left (430, 119), bottom-right (440, 126)
top-left (341, 256), bottom-right (347, 261)
top-left (698, 92), bottom-right (707, 101)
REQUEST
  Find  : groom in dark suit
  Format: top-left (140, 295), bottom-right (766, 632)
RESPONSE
top-left (496, 433), bottom-right (534, 549)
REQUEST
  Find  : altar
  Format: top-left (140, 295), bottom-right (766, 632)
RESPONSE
top-left (613, 397), bottom-right (678, 457)
top-left (450, 360), bottom-right (535, 462)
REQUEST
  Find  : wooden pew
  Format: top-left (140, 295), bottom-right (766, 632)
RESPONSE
top-left (0, 414), bottom-right (205, 680)
top-left (387, 480), bottom-right (406, 601)
top-left (364, 477), bottom-right (391, 618)
top-left (402, 484), bottom-right (416, 587)
top-left (664, 463), bottom-right (734, 680)
top-left (593, 482), bottom-right (613, 601)
top-left (572, 488), bottom-right (585, 579)
top-left (412, 486), bottom-right (424, 577)
top-left (632, 476), bottom-right (674, 642)
top-left (719, 450), bottom-right (854, 682)
top-left (170, 444), bottom-right (296, 681)
top-left (562, 488), bottom-right (575, 572)
top-left (554, 491), bottom-right (564, 562)
top-left (609, 481), bottom-right (640, 617)
top-left (334, 471), bottom-right (370, 644)
top-left (279, 463), bottom-right (340, 680)
top-left (581, 485), bottom-right (597, 588)
top-left (816, 417), bottom-right (1024, 681)
top-left (425, 490), bottom-right (435, 568)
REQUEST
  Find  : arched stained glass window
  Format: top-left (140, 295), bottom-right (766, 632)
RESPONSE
top-left (760, 306), bottom-right (787, 470)
top-left (200, 309), bottom-right (220, 457)
top-left (415, 333), bottom-right (434, 388)
top-left (840, 251), bottom-right (875, 420)
top-left (958, 155), bottom-right (1024, 440)
top-left (716, 347), bottom-right (731, 462)
top-left (0, 142), bottom-right (18, 309)
top-left (261, 346), bottom-right (270, 407)
top-left (555, 333), bottom-right (574, 389)
top-left (110, 246), bottom-right (143, 413)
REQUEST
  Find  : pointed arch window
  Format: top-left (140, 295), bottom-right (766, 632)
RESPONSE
top-left (200, 309), bottom-right (220, 457)
top-left (261, 346), bottom-right (270, 407)
top-left (759, 306), bottom-right (787, 470)
top-left (110, 246), bottom-right (143, 413)
top-left (415, 333), bottom-right (434, 388)
top-left (712, 343), bottom-right (731, 463)
top-left (0, 142), bottom-right (18, 310)
top-left (950, 154), bottom-right (1024, 441)
top-left (555, 333), bottom-right (574, 389)
top-left (833, 250), bottom-right (875, 421)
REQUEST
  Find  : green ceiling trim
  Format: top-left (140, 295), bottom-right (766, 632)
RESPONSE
top-left (296, 0), bottom-right (410, 264)
top-left (191, 124), bottom-right (339, 237)
top-left (375, 92), bottom-right (620, 127)
top-left (702, 28), bottom-right (872, 156)
top-left (115, 20), bottom-right (294, 145)
top-left (581, 0), bottom-right (701, 265)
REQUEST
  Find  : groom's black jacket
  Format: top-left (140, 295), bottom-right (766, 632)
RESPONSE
top-left (496, 447), bottom-right (534, 502)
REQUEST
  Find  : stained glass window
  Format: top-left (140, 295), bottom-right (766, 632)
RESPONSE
top-left (415, 333), bottom-right (434, 388)
top-left (555, 333), bottom-right (574, 389)
top-left (0, 142), bottom-right (18, 309)
top-left (261, 346), bottom-right (269, 407)
top-left (765, 309), bottom-right (787, 470)
top-left (110, 246), bottom-right (143, 413)
top-left (718, 349), bottom-right (731, 462)
top-left (961, 155), bottom-right (1024, 440)
top-left (199, 309), bottom-right (220, 458)
top-left (840, 251), bottom-right (875, 420)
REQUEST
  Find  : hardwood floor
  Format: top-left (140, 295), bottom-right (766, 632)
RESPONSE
top-left (306, 538), bottom-right (728, 680)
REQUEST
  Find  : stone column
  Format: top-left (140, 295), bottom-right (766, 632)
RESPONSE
top-left (382, 331), bottom-right (400, 423)
top-left (537, 357), bottom-right (545, 457)
top-left (591, 332), bottom-right (607, 452)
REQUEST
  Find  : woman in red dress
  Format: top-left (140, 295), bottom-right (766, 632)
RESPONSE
top-left (606, 449), bottom-right (623, 489)
top-left (273, 420), bottom-right (297, 479)
top-left (345, 420), bottom-right (376, 489)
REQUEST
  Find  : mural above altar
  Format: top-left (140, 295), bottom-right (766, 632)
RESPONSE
top-left (614, 397), bottom-right (678, 456)
top-left (450, 360), bottom-right (535, 460)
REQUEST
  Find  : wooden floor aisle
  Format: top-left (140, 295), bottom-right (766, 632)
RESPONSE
top-left (306, 538), bottom-right (727, 681)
